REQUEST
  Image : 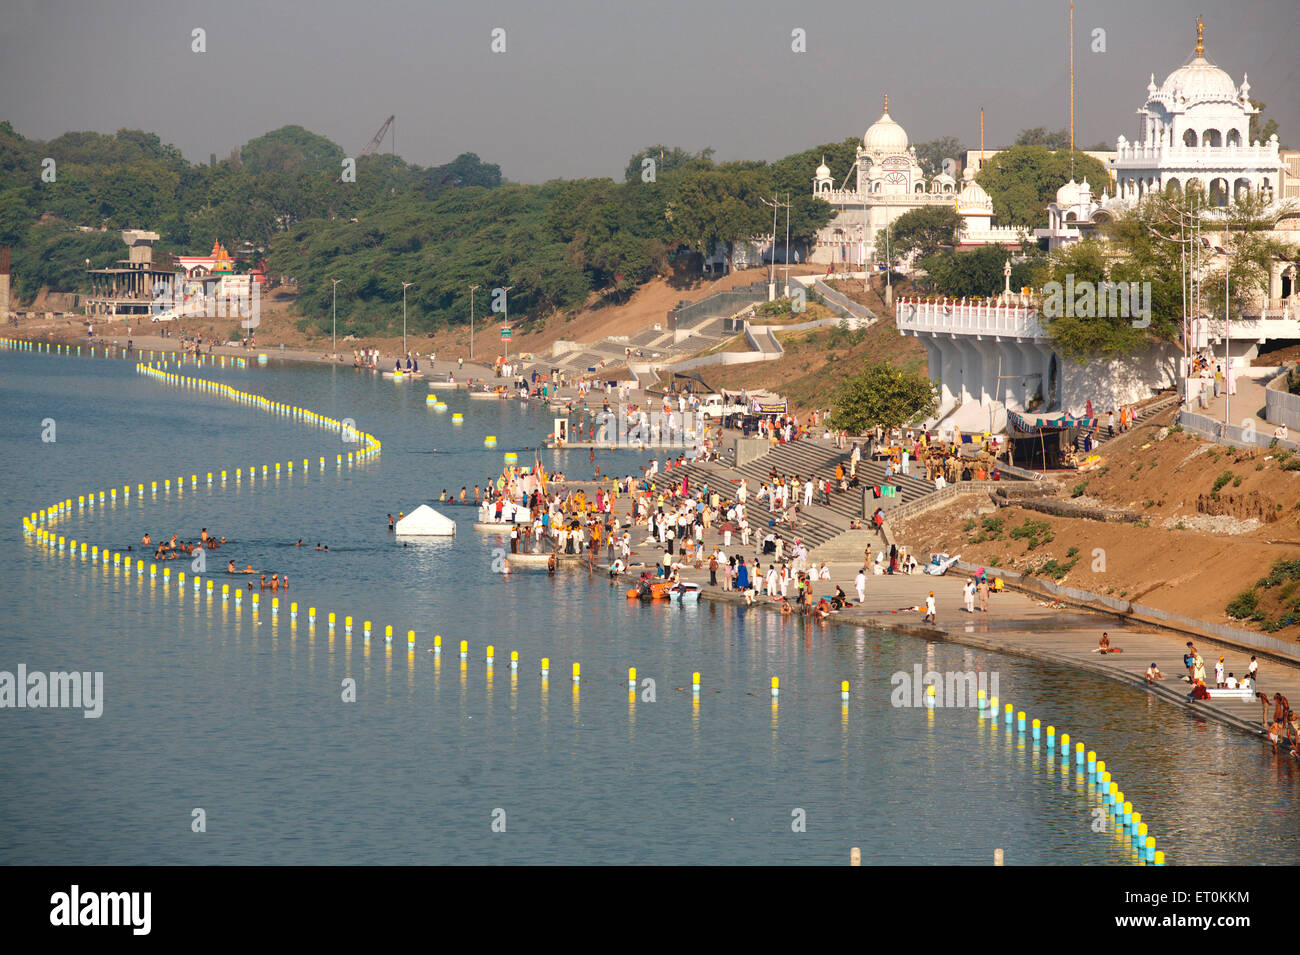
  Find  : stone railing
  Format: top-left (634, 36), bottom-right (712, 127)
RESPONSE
top-left (886, 479), bottom-right (1005, 523)
top-left (1113, 141), bottom-right (1281, 165)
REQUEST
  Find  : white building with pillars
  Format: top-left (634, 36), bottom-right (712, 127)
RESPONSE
top-left (809, 96), bottom-right (958, 267)
top-left (897, 18), bottom-right (1299, 431)
top-left (1111, 20), bottom-right (1281, 208)
top-left (896, 268), bottom-right (1180, 433)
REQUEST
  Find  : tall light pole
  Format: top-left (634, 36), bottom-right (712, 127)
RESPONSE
top-left (783, 192), bottom-right (791, 297)
top-left (469, 284), bottom-right (479, 362)
top-left (761, 195), bottom-right (780, 301)
top-left (501, 286), bottom-right (514, 362)
top-left (884, 219), bottom-right (893, 306)
top-left (330, 278), bottom-right (341, 358)
top-left (1223, 219), bottom-right (1232, 434)
top-left (401, 281), bottom-right (415, 356)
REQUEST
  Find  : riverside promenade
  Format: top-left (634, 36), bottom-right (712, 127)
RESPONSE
top-left (493, 481), bottom-right (1299, 747)
top-left (675, 565), bottom-right (1296, 742)
top-left (524, 431), bottom-right (1300, 749)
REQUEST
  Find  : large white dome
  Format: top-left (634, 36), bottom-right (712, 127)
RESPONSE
top-left (1159, 56), bottom-right (1239, 103)
top-left (863, 103), bottom-right (908, 153)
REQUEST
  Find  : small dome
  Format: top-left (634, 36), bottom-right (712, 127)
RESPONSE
top-left (863, 98), bottom-right (909, 152)
top-left (815, 157), bottom-right (831, 179)
top-left (1055, 178), bottom-right (1079, 205)
top-left (956, 173), bottom-right (993, 216)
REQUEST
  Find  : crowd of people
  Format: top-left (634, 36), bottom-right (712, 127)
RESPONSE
top-left (140, 529), bottom-right (225, 561)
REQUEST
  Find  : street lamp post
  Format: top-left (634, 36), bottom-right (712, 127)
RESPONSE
top-left (884, 219), bottom-right (893, 307)
top-left (1223, 220), bottom-right (1231, 434)
top-left (761, 196), bottom-right (780, 301)
top-left (501, 286), bottom-right (514, 362)
top-left (400, 281), bottom-right (415, 357)
top-left (330, 278), bottom-right (341, 358)
top-left (783, 192), bottom-right (791, 297)
top-left (469, 284), bottom-right (479, 362)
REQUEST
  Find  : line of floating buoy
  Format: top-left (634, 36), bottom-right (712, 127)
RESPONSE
top-left (19, 365), bottom-right (395, 674)
top-left (968, 695), bottom-right (1164, 864)
top-left (1, 338), bottom-right (257, 368)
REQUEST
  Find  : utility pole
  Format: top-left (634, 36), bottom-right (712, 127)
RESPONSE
top-left (469, 284), bottom-right (479, 362)
top-left (783, 192), bottom-right (792, 297)
top-left (501, 285), bottom-right (514, 362)
top-left (884, 218), bottom-right (893, 307)
top-left (401, 281), bottom-right (415, 357)
top-left (760, 196), bottom-right (781, 301)
top-left (1224, 220), bottom-right (1231, 435)
top-left (330, 278), bottom-right (340, 358)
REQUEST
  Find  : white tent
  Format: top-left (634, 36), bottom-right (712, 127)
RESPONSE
top-left (395, 504), bottom-right (457, 537)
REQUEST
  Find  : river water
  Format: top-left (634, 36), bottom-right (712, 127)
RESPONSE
top-left (1, 348), bottom-right (1296, 865)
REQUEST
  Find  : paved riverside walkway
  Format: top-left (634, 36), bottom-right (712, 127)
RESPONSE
top-left (501, 478), bottom-right (1300, 748)
top-left (1197, 367), bottom-right (1283, 438)
top-left (656, 559), bottom-right (1300, 743)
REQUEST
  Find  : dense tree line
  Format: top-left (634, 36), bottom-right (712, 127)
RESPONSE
top-left (0, 122), bottom-right (845, 336)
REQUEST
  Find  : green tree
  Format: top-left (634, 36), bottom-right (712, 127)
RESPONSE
top-left (833, 361), bottom-right (938, 433)
top-left (976, 145), bottom-right (1110, 228)
top-left (916, 246), bottom-right (1041, 298)
top-left (912, 136), bottom-right (965, 177)
top-left (876, 206), bottom-right (961, 261)
top-left (623, 145), bottom-right (715, 183)
top-left (1015, 127), bottom-right (1071, 149)
top-left (1034, 239), bottom-right (1147, 360)
top-left (1248, 99), bottom-right (1280, 145)
top-left (240, 126), bottom-right (344, 175)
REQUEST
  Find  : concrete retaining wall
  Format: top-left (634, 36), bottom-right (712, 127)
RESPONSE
top-left (1006, 497), bottom-right (1143, 523)
top-left (811, 277), bottom-right (876, 324)
top-left (1178, 409), bottom-right (1300, 452)
top-left (1265, 369), bottom-right (1300, 430)
top-left (954, 559), bottom-right (1300, 665)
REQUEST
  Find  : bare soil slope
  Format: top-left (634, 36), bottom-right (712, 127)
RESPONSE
top-left (899, 410), bottom-right (1300, 640)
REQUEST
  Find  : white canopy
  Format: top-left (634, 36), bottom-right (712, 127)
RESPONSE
top-left (395, 504), bottom-right (456, 537)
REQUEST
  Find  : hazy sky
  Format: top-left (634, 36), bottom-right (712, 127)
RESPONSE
top-left (2, 0), bottom-right (1296, 182)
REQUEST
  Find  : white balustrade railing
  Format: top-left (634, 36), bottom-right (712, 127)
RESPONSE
top-left (895, 298), bottom-right (1044, 339)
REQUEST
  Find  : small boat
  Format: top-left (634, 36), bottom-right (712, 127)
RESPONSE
top-left (668, 582), bottom-right (701, 602)
top-left (626, 579), bottom-right (673, 601)
top-left (469, 390), bottom-right (507, 399)
top-left (924, 553), bottom-right (961, 576)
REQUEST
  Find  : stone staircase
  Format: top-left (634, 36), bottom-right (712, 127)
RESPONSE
top-left (1072, 395), bottom-right (1178, 453)
top-left (667, 438), bottom-right (941, 552)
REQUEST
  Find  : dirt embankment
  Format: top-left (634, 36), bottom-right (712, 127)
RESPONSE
top-left (897, 413), bottom-right (1300, 640)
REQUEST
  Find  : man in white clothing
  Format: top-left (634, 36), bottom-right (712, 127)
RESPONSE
top-left (803, 479), bottom-right (813, 507)
top-left (855, 569), bottom-right (866, 604)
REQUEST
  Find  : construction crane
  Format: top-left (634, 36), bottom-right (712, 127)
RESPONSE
top-left (359, 115), bottom-right (394, 157)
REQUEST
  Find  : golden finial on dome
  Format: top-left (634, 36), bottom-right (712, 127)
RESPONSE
top-left (883, 93), bottom-right (889, 113)
top-left (1195, 16), bottom-right (1204, 57)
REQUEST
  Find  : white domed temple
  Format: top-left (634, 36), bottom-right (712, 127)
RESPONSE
top-left (809, 96), bottom-right (1021, 267)
top-left (897, 18), bottom-right (1300, 436)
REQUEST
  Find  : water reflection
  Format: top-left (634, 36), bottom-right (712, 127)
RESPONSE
top-left (0, 351), bottom-right (1296, 864)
